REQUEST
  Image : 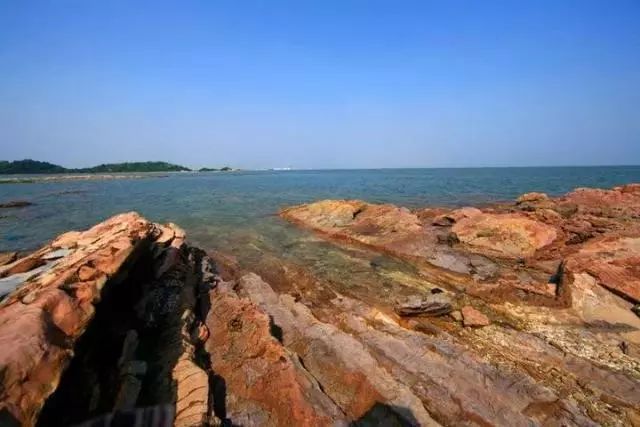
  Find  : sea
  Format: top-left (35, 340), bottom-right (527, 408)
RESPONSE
top-left (1, 166), bottom-right (639, 283)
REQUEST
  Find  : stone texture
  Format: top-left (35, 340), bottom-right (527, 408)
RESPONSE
top-left (566, 236), bottom-right (640, 302)
top-left (204, 279), bottom-right (349, 426)
top-left (0, 213), bottom-right (209, 427)
top-left (394, 293), bottom-right (452, 316)
top-left (517, 192), bottom-right (549, 204)
top-left (461, 305), bottom-right (490, 327)
top-left (2, 184), bottom-right (640, 427)
top-left (236, 273), bottom-right (439, 426)
top-left (451, 212), bottom-right (558, 258)
top-left (0, 251), bottom-right (17, 266)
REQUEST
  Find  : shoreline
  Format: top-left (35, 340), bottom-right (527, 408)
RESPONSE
top-left (0, 183), bottom-right (639, 425)
top-left (0, 173), bottom-right (170, 184)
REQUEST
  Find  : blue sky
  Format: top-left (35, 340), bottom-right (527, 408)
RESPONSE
top-left (1, 1), bottom-right (639, 169)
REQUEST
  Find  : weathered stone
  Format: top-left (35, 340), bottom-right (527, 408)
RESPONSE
top-left (0, 252), bottom-right (17, 266)
top-left (205, 280), bottom-right (349, 426)
top-left (432, 207), bottom-right (482, 226)
top-left (2, 183), bottom-right (640, 427)
top-left (452, 213), bottom-right (557, 258)
top-left (461, 305), bottom-right (490, 327)
top-left (517, 192), bottom-right (549, 204)
top-left (567, 236), bottom-right (640, 302)
top-left (0, 213), bottom-right (187, 427)
top-left (395, 293), bottom-right (452, 316)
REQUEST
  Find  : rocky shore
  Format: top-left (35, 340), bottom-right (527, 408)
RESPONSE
top-left (0, 184), bottom-right (639, 426)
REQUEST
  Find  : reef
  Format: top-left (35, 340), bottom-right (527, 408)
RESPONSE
top-left (0, 184), bottom-right (639, 426)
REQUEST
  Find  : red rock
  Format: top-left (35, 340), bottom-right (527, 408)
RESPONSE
top-left (2, 184), bottom-right (640, 426)
top-left (567, 236), bottom-right (640, 302)
top-left (432, 207), bottom-right (482, 226)
top-left (205, 283), bottom-right (347, 426)
top-left (0, 213), bottom-right (190, 426)
top-left (461, 305), bottom-right (490, 327)
top-left (281, 199), bottom-right (422, 247)
top-left (452, 212), bottom-right (557, 258)
top-left (561, 185), bottom-right (640, 218)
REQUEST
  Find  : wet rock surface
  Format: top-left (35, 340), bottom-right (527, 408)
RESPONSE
top-left (1, 183), bottom-right (640, 426)
top-left (280, 183), bottom-right (640, 425)
top-left (0, 200), bottom-right (32, 209)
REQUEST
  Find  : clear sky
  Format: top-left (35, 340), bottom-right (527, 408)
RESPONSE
top-left (1, 1), bottom-right (639, 169)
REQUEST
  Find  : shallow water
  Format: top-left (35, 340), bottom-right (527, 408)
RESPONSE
top-left (1, 167), bottom-right (639, 274)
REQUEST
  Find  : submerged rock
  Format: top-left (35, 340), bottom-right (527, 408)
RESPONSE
top-left (281, 184), bottom-right (640, 309)
top-left (0, 200), bottom-right (32, 208)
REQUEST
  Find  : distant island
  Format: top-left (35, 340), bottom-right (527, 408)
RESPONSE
top-left (0, 159), bottom-right (236, 174)
top-left (199, 166), bottom-right (233, 172)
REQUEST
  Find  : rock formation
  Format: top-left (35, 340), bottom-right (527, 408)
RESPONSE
top-left (0, 183), bottom-right (639, 426)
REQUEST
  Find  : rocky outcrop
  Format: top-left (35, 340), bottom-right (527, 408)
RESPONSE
top-left (0, 213), bottom-right (212, 427)
top-left (280, 184), bottom-right (640, 307)
top-left (279, 184), bottom-right (640, 425)
top-left (2, 184), bottom-right (640, 426)
top-left (204, 280), bottom-right (348, 426)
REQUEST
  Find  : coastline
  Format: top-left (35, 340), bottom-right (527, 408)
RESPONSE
top-left (0, 173), bottom-right (171, 184)
top-left (1, 183), bottom-right (639, 425)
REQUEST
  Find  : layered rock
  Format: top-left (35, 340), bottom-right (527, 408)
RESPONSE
top-left (451, 212), bottom-right (557, 258)
top-left (280, 184), bottom-right (640, 306)
top-left (2, 184), bottom-right (640, 427)
top-left (279, 184), bottom-right (640, 425)
top-left (0, 213), bottom-right (211, 427)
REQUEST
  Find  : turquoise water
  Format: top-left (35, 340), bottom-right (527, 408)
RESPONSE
top-left (1, 167), bottom-right (639, 256)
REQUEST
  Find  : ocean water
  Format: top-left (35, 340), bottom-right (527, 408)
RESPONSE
top-left (1, 167), bottom-right (639, 266)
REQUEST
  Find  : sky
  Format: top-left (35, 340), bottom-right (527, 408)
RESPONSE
top-left (0, 1), bottom-right (639, 169)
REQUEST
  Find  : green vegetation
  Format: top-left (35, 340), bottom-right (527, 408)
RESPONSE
top-left (82, 162), bottom-right (190, 173)
top-left (0, 160), bottom-right (66, 174)
top-left (0, 159), bottom-right (191, 174)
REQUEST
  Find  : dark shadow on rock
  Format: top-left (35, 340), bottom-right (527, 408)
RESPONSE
top-left (350, 402), bottom-right (421, 427)
top-left (269, 315), bottom-right (284, 343)
top-left (0, 408), bottom-right (21, 427)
